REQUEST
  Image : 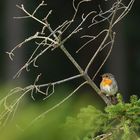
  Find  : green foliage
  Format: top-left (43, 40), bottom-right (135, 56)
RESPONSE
top-left (0, 86), bottom-right (101, 140)
top-left (64, 94), bottom-right (140, 140)
top-left (0, 86), bottom-right (140, 140)
top-left (63, 105), bottom-right (107, 140)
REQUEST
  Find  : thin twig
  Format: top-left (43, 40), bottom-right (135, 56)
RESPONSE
top-left (92, 32), bottom-right (116, 80)
top-left (27, 81), bottom-right (87, 127)
top-left (76, 29), bottom-right (108, 53)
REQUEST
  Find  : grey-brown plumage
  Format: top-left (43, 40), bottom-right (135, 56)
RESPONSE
top-left (100, 73), bottom-right (118, 104)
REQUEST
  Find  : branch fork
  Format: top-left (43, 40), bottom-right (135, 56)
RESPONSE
top-left (2, 0), bottom-right (135, 126)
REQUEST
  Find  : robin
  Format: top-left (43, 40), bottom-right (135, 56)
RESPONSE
top-left (100, 73), bottom-right (118, 104)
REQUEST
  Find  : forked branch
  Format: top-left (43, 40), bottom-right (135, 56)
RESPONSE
top-left (2, 0), bottom-right (135, 127)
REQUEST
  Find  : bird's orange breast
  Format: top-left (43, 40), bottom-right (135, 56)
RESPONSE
top-left (101, 78), bottom-right (112, 86)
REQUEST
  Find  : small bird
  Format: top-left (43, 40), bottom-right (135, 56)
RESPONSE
top-left (100, 73), bottom-right (118, 104)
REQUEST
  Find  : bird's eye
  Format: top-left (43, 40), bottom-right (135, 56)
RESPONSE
top-left (105, 75), bottom-right (109, 78)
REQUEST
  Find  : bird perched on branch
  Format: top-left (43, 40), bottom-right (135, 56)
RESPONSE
top-left (100, 73), bottom-right (118, 104)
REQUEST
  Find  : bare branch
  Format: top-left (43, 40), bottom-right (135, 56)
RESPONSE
top-left (85, 30), bottom-right (110, 73)
top-left (6, 32), bottom-right (57, 61)
top-left (76, 29), bottom-right (108, 53)
top-left (39, 74), bottom-right (83, 88)
top-left (2, 0), bottom-right (135, 127)
top-left (61, 11), bottom-right (96, 44)
top-left (92, 132), bottom-right (112, 140)
top-left (112, 0), bottom-right (135, 27)
top-left (15, 4), bottom-right (48, 27)
top-left (32, 1), bottom-right (47, 16)
top-left (92, 32), bottom-right (116, 80)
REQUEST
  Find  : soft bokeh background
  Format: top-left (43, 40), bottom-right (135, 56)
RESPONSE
top-left (0, 0), bottom-right (139, 139)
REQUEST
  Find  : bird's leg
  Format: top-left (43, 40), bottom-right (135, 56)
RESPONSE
top-left (108, 95), bottom-right (118, 105)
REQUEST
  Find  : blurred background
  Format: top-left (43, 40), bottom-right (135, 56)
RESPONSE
top-left (0, 0), bottom-right (139, 139)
